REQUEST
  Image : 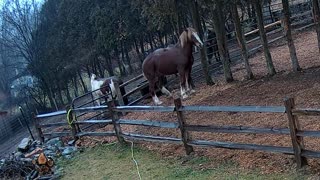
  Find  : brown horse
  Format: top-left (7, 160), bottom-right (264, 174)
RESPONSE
top-left (142, 28), bottom-right (203, 105)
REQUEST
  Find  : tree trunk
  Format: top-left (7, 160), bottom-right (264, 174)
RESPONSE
top-left (133, 37), bottom-right (143, 63)
top-left (96, 58), bottom-right (104, 77)
top-left (78, 70), bottom-right (88, 93)
top-left (189, 0), bottom-right (214, 85)
top-left (252, 0), bottom-right (276, 76)
top-left (212, 1), bottom-right (234, 82)
top-left (312, 0), bottom-right (320, 54)
top-left (139, 37), bottom-right (146, 58)
top-left (124, 41), bottom-right (133, 74)
top-left (148, 33), bottom-right (154, 51)
top-left (158, 31), bottom-right (165, 47)
top-left (73, 76), bottom-right (79, 97)
top-left (56, 83), bottom-right (64, 106)
top-left (65, 84), bottom-right (72, 102)
top-left (231, 3), bottom-right (254, 79)
top-left (102, 53), bottom-right (114, 77)
top-left (282, 0), bottom-right (301, 71)
top-left (175, 0), bottom-right (183, 34)
top-left (85, 65), bottom-right (91, 77)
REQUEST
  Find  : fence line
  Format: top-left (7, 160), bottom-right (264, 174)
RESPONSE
top-left (34, 96), bottom-right (320, 169)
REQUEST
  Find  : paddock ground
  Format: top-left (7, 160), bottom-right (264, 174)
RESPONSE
top-left (78, 29), bottom-right (320, 174)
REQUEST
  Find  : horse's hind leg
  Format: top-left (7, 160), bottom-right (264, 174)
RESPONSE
top-left (149, 78), bottom-right (163, 105)
top-left (158, 76), bottom-right (172, 97)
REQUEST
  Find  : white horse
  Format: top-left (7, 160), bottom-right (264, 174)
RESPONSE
top-left (90, 74), bottom-right (117, 106)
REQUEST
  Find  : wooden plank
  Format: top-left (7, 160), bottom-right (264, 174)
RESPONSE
top-left (108, 100), bottom-right (125, 143)
top-left (292, 108), bottom-right (320, 116)
top-left (246, 28), bottom-right (283, 44)
top-left (75, 120), bottom-right (113, 124)
top-left (123, 82), bottom-right (149, 98)
top-left (185, 125), bottom-right (290, 135)
top-left (114, 106), bottom-right (175, 112)
top-left (40, 122), bottom-right (69, 128)
top-left (119, 74), bottom-right (144, 88)
top-left (36, 110), bottom-right (67, 118)
top-left (244, 20), bottom-right (281, 37)
top-left (188, 140), bottom-right (294, 154)
top-left (118, 119), bottom-right (179, 128)
top-left (302, 150), bottom-right (320, 158)
top-left (297, 130), bottom-right (320, 138)
top-left (114, 81), bottom-right (125, 107)
top-left (248, 36), bottom-right (285, 54)
top-left (174, 98), bottom-right (194, 155)
top-left (43, 132), bottom-right (71, 138)
top-left (121, 133), bottom-right (182, 144)
top-left (180, 105), bottom-right (285, 113)
top-left (127, 93), bottom-right (151, 106)
top-left (77, 131), bottom-right (115, 137)
top-left (284, 98), bottom-right (307, 168)
top-left (72, 106), bottom-right (108, 113)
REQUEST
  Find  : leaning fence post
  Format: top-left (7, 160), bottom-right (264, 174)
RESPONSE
top-left (33, 113), bottom-right (44, 143)
top-left (107, 99), bottom-right (125, 143)
top-left (174, 98), bottom-right (194, 155)
top-left (284, 97), bottom-right (307, 169)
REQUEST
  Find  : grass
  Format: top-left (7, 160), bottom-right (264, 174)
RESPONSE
top-left (57, 143), bottom-right (311, 180)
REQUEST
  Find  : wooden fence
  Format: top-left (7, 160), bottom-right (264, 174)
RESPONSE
top-left (34, 97), bottom-right (320, 169)
top-left (105, 1), bottom-right (315, 107)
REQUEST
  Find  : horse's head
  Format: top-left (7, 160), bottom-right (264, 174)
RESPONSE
top-left (91, 74), bottom-right (97, 82)
top-left (180, 27), bottom-right (204, 48)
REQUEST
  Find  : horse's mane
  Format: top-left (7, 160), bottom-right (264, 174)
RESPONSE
top-left (178, 29), bottom-right (191, 48)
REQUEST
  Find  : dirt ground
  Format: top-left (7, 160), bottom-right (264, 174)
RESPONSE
top-left (77, 29), bottom-right (320, 175)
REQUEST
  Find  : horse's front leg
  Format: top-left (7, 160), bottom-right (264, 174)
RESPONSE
top-left (186, 65), bottom-right (195, 95)
top-left (179, 70), bottom-right (188, 99)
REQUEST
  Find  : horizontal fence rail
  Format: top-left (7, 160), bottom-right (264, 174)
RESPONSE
top-left (114, 106), bottom-right (175, 112)
top-left (34, 96), bottom-right (320, 170)
top-left (179, 106), bottom-right (286, 113)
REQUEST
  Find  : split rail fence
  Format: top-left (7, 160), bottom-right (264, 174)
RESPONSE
top-left (34, 97), bottom-right (320, 169)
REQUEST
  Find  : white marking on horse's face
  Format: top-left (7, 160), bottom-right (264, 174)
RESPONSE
top-left (192, 32), bottom-right (203, 48)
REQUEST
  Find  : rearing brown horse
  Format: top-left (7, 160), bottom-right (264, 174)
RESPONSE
top-left (142, 27), bottom-right (203, 105)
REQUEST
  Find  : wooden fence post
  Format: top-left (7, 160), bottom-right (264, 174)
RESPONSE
top-left (67, 106), bottom-right (78, 141)
top-left (114, 81), bottom-right (124, 106)
top-left (174, 98), bottom-right (194, 155)
top-left (114, 81), bottom-right (126, 116)
top-left (107, 99), bottom-right (125, 143)
top-left (284, 97), bottom-right (307, 169)
top-left (33, 113), bottom-right (44, 143)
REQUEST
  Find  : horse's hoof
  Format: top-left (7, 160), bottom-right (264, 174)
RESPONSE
top-left (190, 90), bottom-right (196, 94)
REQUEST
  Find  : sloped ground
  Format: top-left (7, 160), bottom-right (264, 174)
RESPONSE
top-left (80, 29), bottom-right (320, 175)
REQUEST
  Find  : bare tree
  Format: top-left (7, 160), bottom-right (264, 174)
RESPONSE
top-left (189, 0), bottom-right (215, 85)
top-left (282, 0), bottom-right (301, 71)
top-left (212, 0), bottom-right (233, 82)
top-left (231, 2), bottom-right (254, 79)
top-left (252, 0), bottom-right (276, 76)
